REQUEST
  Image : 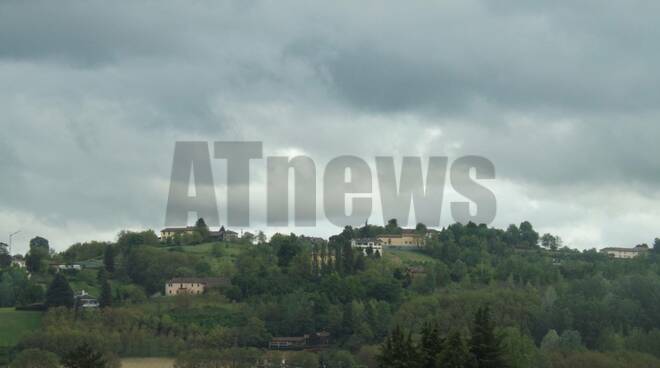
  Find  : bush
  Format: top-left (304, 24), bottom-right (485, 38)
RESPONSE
top-left (9, 348), bottom-right (59, 368)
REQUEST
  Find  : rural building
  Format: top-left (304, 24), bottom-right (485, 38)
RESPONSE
top-left (406, 266), bottom-right (427, 280)
top-left (601, 244), bottom-right (650, 259)
top-left (165, 277), bottom-right (230, 296)
top-left (11, 255), bottom-right (26, 269)
top-left (377, 229), bottom-right (425, 248)
top-left (161, 226), bottom-right (239, 242)
top-left (75, 290), bottom-right (99, 309)
top-left (160, 226), bottom-right (197, 239)
top-left (350, 238), bottom-right (383, 255)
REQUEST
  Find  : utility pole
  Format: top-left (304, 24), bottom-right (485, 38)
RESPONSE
top-left (9, 230), bottom-right (20, 256)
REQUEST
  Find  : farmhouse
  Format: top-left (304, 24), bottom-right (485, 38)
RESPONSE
top-left (377, 229), bottom-right (425, 248)
top-left (350, 238), bottom-right (383, 255)
top-left (161, 226), bottom-right (239, 241)
top-left (600, 244), bottom-right (650, 259)
top-left (165, 277), bottom-right (230, 296)
top-left (75, 290), bottom-right (99, 309)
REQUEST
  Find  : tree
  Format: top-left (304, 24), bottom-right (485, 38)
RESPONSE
top-left (100, 279), bottom-right (112, 308)
top-left (540, 330), bottom-right (560, 352)
top-left (377, 325), bottom-right (417, 368)
top-left (420, 322), bottom-right (443, 368)
top-left (0, 273), bottom-right (15, 307)
top-left (518, 222), bottom-right (539, 249)
top-left (195, 218), bottom-right (210, 241)
top-left (470, 306), bottom-right (507, 368)
top-left (438, 331), bottom-right (470, 368)
top-left (9, 348), bottom-right (59, 368)
top-left (26, 237), bottom-right (50, 273)
top-left (45, 273), bottom-right (74, 308)
top-left (385, 219), bottom-right (400, 234)
top-left (450, 260), bottom-right (468, 283)
top-left (0, 243), bottom-right (10, 268)
top-left (103, 245), bottom-right (115, 273)
top-left (61, 343), bottom-right (108, 368)
top-left (257, 231), bottom-right (267, 245)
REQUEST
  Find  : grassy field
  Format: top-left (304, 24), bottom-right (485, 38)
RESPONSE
top-left (121, 358), bottom-right (175, 368)
top-left (385, 248), bottom-right (439, 265)
top-left (0, 308), bottom-right (42, 346)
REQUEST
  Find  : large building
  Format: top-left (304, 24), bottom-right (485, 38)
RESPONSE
top-left (160, 226), bottom-right (239, 241)
top-left (600, 244), bottom-right (650, 259)
top-left (377, 229), bottom-right (425, 248)
top-left (165, 277), bottom-right (230, 296)
top-left (350, 238), bottom-right (383, 255)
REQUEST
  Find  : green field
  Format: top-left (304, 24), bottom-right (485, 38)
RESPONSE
top-left (385, 248), bottom-right (439, 265)
top-left (0, 308), bottom-right (42, 347)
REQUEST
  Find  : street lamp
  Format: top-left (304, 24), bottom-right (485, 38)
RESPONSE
top-left (9, 230), bottom-right (20, 255)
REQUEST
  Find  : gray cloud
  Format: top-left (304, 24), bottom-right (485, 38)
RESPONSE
top-left (1, 0), bottom-right (659, 252)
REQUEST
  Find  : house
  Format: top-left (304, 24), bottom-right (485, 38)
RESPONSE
top-left (51, 263), bottom-right (83, 272)
top-left (11, 255), bottom-right (26, 269)
top-left (269, 332), bottom-right (330, 350)
top-left (160, 226), bottom-right (197, 239)
top-left (377, 229), bottom-right (425, 248)
top-left (601, 244), bottom-right (650, 259)
top-left (350, 238), bottom-right (383, 255)
top-left (165, 277), bottom-right (230, 296)
top-left (75, 290), bottom-right (99, 309)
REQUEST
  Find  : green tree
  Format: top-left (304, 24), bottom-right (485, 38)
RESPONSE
top-left (0, 273), bottom-right (15, 307)
top-left (9, 348), bottom-right (59, 368)
top-left (470, 306), bottom-right (507, 368)
top-left (438, 331), bottom-right (470, 368)
top-left (61, 343), bottom-right (108, 368)
top-left (195, 218), bottom-right (210, 241)
top-left (420, 322), bottom-right (443, 368)
top-left (103, 245), bottom-right (115, 273)
top-left (377, 326), bottom-right (417, 368)
top-left (100, 279), bottom-right (112, 308)
top-left (45, 273), bottom-right (74, 308)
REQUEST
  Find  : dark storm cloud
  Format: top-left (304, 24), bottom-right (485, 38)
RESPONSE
top-left (1, 0), bottom-right (659, 250)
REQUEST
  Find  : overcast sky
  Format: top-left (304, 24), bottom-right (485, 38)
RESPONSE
top-left (2, 0), bottom-right (660, 253)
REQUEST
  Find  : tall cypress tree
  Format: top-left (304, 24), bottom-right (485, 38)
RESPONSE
top-left (420, 322), bottom-right (443, 368)
top-left (99, 279), bottom-right (112, 309)
top-left (438, 331), bottom-right (470, 368)
top-left (470, 306), bottom-right (507, 368)
top-left (46, 273), bottom-right (74, 308)
top-left (378, 325), bottom-right (418, 368)
top-left (103, 245), bottom-right (115, 273)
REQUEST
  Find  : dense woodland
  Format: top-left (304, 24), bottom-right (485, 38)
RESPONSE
top-left (3, 220), bottom-right (660, 367)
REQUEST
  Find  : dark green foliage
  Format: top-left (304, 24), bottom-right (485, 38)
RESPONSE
top-left (103, 245), bottom-right (115, 273)
top-left (61, 343), bottom-right (107, 368)
top-left (470, 306), bottom-right (506, 368)
top-left (438, 331), bottom-right (470, 368)
top-left (99, 279), bottom-right (112, 308)
top-left (377, 325), bottom-right (418, 368)
top-left (45, 274), bottom-right (74, 308)
top-left (419, 323), bottom-right (443, 368)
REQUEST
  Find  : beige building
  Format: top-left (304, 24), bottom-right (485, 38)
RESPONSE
top-left (165, 277), bottom-right (230, 296)
top-left (377, 230), bottom-right (425, 247)
top-left (160, 226), bottom-right (196, 239)
top-left (601, 244), bottom-right (649, 259)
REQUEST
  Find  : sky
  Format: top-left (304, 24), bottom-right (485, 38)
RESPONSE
top-left (2, 0), bottom-right (660, 253)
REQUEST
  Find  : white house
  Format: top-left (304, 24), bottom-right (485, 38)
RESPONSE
top-left (350, 238), bottom-right (383, 256)
top-left (601, 244), bottom-right (650, 259)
